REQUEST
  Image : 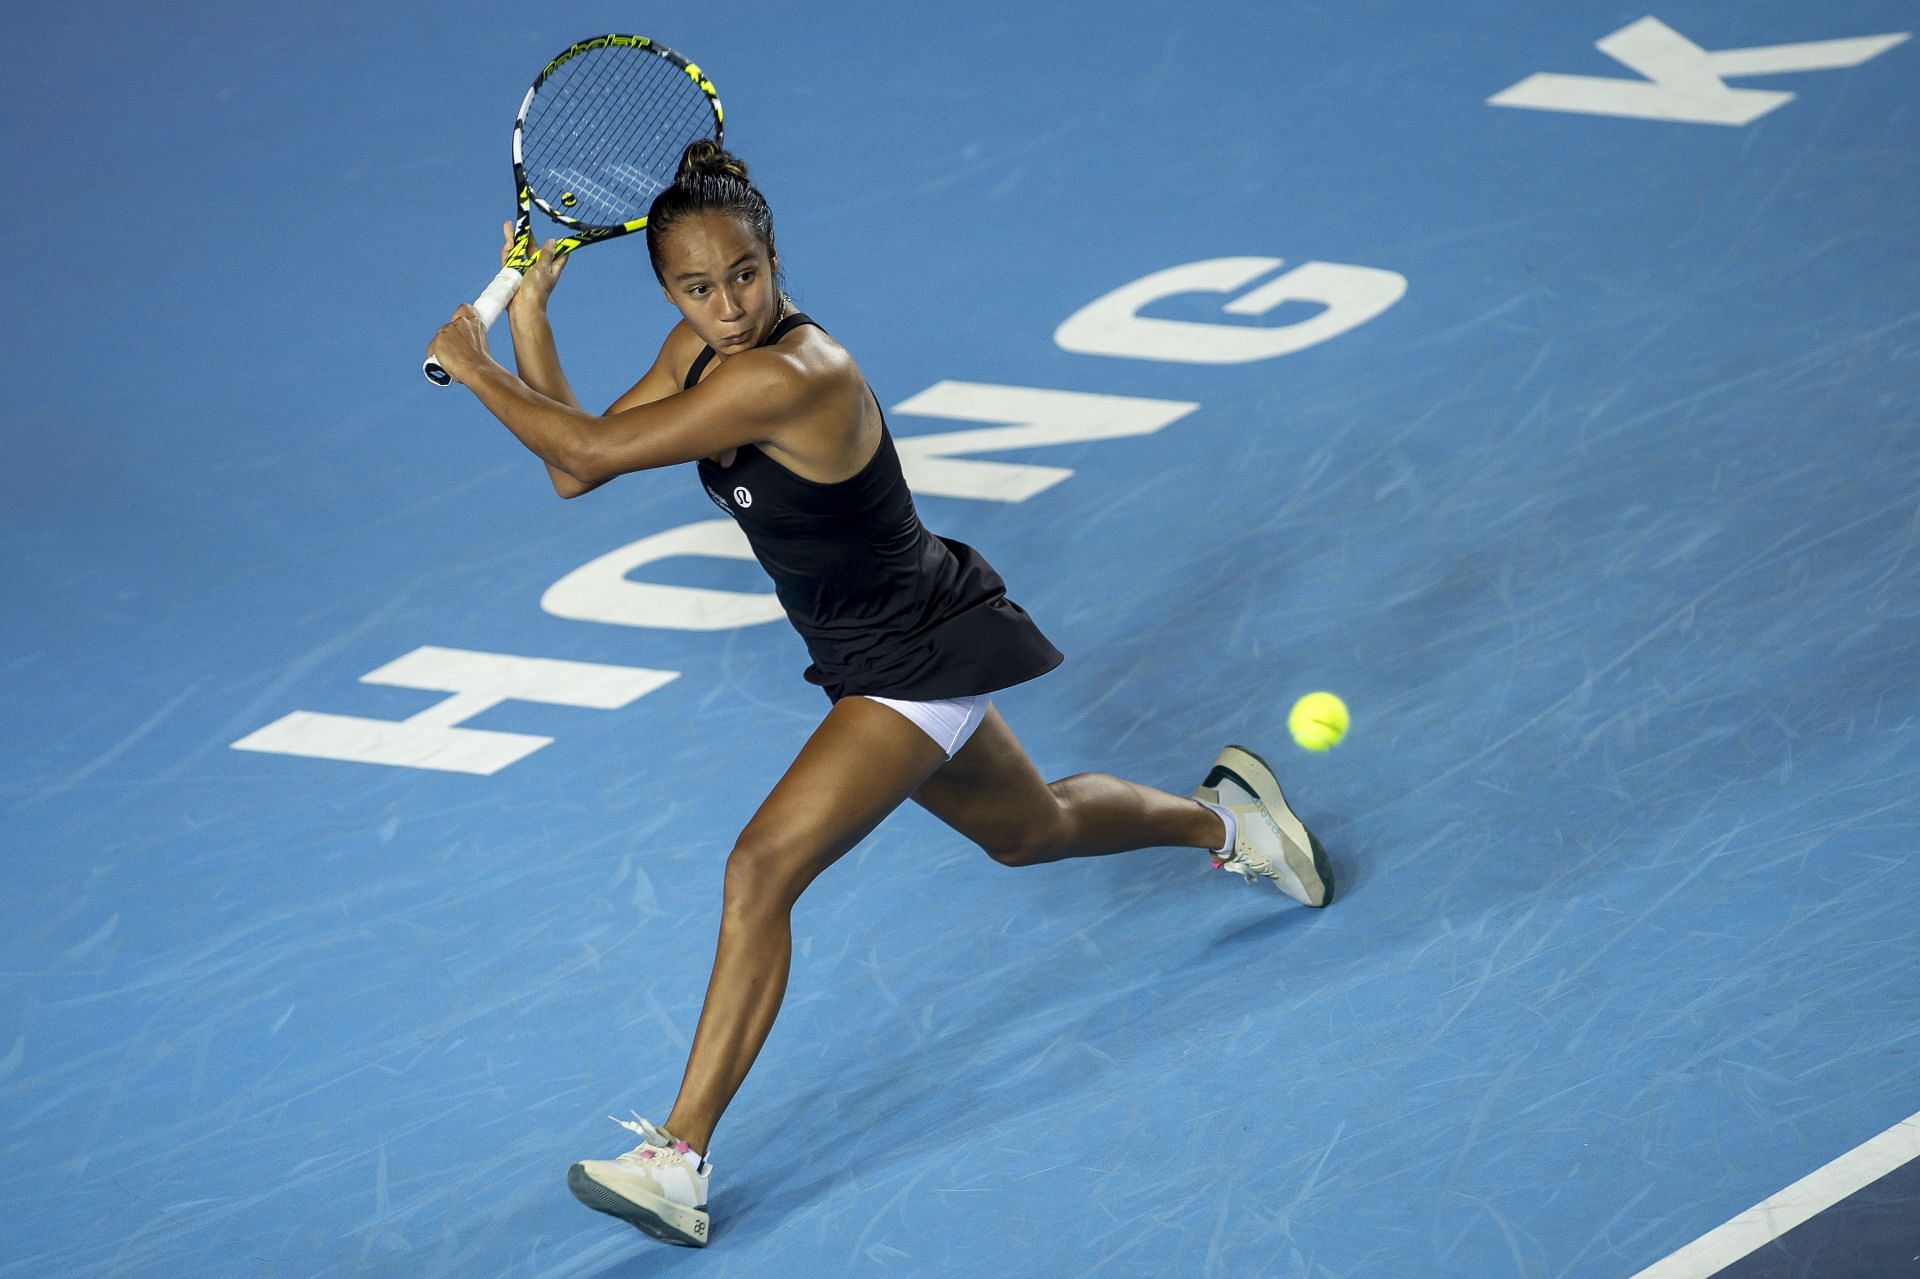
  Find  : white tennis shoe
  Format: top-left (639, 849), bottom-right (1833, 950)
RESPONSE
top-left (1194, 744), bottom-right (1334, 907)
top-left (567, 1113), bottom-right (712, 1247)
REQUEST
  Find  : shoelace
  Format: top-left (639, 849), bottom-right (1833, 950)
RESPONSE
top-left (608, 1112), bottom-right (710, 1175)
top-left (1212, 849), bottom-right (1260, 882)
top-left (1213, 824), bottom-right (1287, 883)
top-left (1206, 794), bottom-right (1270, 883)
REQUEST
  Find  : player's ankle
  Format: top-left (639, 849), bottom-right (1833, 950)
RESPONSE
top-left (661, 1118), bottom-right (710, 1164)
top-left (1196, 799), bottom-right (1236, 854)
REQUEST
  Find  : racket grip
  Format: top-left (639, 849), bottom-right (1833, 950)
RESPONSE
top-left (423, 266), bottom-right (525, 385)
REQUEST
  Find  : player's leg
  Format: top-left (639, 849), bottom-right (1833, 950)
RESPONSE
top-left (910, 703), bottom-right (1225, 865)
top-left (662, 696), bottom-right (950, 1153)
top-left (913, 706), bottom-right (1334, 906)
top-left (571, 696), bottom-right (947, 1245)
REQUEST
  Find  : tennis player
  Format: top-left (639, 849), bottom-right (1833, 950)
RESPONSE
top-left (426, 141), bottom-right (1334, 1247)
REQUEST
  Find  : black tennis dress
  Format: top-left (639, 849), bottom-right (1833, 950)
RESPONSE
top-left (690, 313), bottom-right (1062, 703)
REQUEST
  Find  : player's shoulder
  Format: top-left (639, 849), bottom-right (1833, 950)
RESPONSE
top-left (769, 319), bottom-right (862, 394)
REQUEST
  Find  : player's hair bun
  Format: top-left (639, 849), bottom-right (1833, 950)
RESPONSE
top-left (647, 139), bottom-right (780, 288)
top-left (677, 139), bottom-right (750, 183)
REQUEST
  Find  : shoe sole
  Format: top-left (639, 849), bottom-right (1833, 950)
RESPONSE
top-left (1203, 744), bottom-right (1334, 907)
top-left (567, 1162), bottom-right (710, 1247)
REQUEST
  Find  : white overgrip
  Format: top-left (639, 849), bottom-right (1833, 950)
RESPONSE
top-left (470, 265), bottom-right (523, 328)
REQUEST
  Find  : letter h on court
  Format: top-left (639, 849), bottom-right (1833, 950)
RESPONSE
top-left (231, 646), bottom-right (677, 775)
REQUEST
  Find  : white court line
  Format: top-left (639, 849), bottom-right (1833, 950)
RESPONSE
top-left (1630, 1108), bottom-right (1920, 1278)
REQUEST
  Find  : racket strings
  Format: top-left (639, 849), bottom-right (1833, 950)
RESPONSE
top-left (522, 48), bottom-right (717, 228)
top-left (534, 73), bottom-right (692, 220)
top-left (565, 60), bottom-right (681, 214)
top-left (524, 54), bottom-right (654, 220)
top-left (587, 62), bottom-right (714, 204)
top-left (541, 50), bottom-right (654, 183)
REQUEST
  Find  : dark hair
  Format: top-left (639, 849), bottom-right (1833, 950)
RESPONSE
top-left (645, 140), bottom-right (780, 287)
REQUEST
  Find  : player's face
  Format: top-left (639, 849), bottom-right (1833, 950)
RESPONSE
top-left (658, 211), bottom-right (781, 353)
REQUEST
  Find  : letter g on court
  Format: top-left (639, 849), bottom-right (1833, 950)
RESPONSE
top-left (1054, 256), bottom-right (1406, 364)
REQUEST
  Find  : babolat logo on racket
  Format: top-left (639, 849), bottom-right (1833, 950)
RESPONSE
top-left (543, 33), bottom-right (653, 76)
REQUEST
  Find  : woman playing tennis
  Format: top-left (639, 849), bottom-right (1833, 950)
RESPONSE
top-left (426, 141), bottom-right (1334, 1248)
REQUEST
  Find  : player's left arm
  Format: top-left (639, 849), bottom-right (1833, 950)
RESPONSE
top-left (437, 310), bottom-right (818, 482)
top-left (578, 351), bottom-right (822, 479)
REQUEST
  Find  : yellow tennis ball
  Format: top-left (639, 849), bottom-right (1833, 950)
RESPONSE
top-left (1288, 692), bottom-right (1349, 751)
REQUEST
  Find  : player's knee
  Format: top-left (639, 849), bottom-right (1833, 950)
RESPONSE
top-left (984, 796), bottom-right (1072, 868)
top-left (723, 835), bottom-right (807, 915)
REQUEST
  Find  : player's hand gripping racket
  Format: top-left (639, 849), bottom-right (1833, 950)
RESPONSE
top-left (423, 33), bottom-right (722, 385)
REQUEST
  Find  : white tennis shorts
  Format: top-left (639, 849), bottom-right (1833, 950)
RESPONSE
top-left (859, 693), bottom-right (991, 759)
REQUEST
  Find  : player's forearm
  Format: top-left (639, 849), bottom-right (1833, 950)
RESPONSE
top-left (465, 360), bottom-right (597, 479)
top-left (504, 309), bottom-right (602, 494)
top-left (506, 306), bottom-right (582, 410)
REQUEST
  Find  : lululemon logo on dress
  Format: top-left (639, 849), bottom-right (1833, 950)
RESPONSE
top-left (733, 486), bottom-right (753, 508)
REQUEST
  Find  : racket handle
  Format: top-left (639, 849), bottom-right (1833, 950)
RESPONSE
top-left (423, 266), bottom-right (525, 385)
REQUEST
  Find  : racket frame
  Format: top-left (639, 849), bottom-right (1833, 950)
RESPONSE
top-left (425, 33), bottom-right (723, 384)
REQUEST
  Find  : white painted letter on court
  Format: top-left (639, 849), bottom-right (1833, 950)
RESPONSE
top-left (231, 646), bottom-right (677, 774)
top-left (891, 382), bottom-right (1198, 502)
top-left (1489, 17), bottom-right (1909, 126)
top-left (1054, 257), bottom-right (1406, 364)
top-left (541, 519), bottom-right (785, 632)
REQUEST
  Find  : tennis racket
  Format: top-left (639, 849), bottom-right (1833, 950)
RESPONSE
top-left (423, 33), bottom-right (723, 385)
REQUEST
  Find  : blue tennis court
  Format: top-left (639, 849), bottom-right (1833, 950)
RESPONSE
top-left (4, 3), bottom-right (1916, 1274)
